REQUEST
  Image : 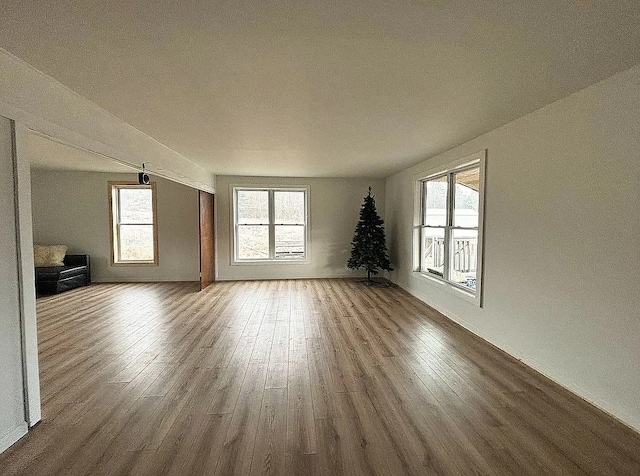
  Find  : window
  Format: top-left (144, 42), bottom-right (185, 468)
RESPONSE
top-left (233, 187), bottom-right (307, 262)
top-left (415, 150), bottom-right (485, 304)
top-left (109, 182), bottom-right (158, 266)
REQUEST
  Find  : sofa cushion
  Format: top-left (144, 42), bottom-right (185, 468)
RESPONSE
top-left (34, 245), bottom-right (68, 267)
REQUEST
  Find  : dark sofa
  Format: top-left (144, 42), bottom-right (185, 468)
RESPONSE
top-left (35, 254), bottom-right (91, 295)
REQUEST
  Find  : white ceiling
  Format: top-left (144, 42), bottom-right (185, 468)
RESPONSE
top-left (2, 1), bottom-right (639, 178)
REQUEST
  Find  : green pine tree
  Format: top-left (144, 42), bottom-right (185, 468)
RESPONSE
top-left (347, 187), bottom-right (393, 284)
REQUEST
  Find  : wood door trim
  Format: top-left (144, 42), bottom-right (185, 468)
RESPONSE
top-left (198, 190), bottom-right (215, 290)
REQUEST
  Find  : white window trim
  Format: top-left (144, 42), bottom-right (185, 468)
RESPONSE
top-left (231, 185), bottom-right (309, 264)
top-left (108, 181), bottom-right (159, 267)
top-left (413, 150), bottom-right (486, 307)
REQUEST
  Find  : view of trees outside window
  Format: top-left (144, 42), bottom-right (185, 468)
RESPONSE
top-left (236, 188), bottom-right (306, 260)
top-left (421, 167), bottom-right (479, 290)
top-left (274, 191), bottom-right (305, 257)
top-left (237, 225), bottom-right (269, 259)
top-left (113, 186), bottom-right (155, 262)
top-left (236, 190), bottom-right (269, 259)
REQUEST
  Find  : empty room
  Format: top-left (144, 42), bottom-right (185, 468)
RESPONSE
top-left (1, 1), bottom-right (639, 475)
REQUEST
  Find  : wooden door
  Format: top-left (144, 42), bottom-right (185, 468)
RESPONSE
top-left (198, 191), bottom-right (215, 290)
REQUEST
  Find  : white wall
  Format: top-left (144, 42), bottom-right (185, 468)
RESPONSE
top-left (385, 64), bottom-right (640, 431)
top-left (31, 170), bottom-right (200, 282)
top-left (216, 175), bottom-right (386, 280)
top-left (0, 116), bottom-right (28, 453)
top-left (14, 125), bottom-right (40, 426)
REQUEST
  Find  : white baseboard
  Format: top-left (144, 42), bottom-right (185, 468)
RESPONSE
top-left (0, 422), bottom-right (27, 454)
top-left (215, 273), bottom-right (365, 281)
top-left (393, 279), bottom-right (640, 434)
top-left (92, 278), bottom-right (199, 283)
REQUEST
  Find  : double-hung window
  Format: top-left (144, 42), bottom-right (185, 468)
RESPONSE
top-left (233, 187), bottom-right (308, 262)
top-left (415, 150), bottom-right (486, 305)
top-left (109, 182), bottom-right (158, 266)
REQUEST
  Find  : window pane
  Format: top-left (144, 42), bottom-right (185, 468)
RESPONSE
top-left (454, 168), bottom-right (479, 228)
top-left (237, 190), bottom-right (269, 224)
top-left (424, 176), bottom-right (447, 226)
top-left (274, 191), bottom-right (305, 224)
top-left (237, 225), bottom-right (269, 259)
top-left (120, 224), bottom-right (154, 261)
top-left (420, 227), bottom-right (445, 275)
top-left (275, 225), bottom-right (305, 258)
top-left (119, 188), bottom-right (153, 224)
top-left (451, 229), bottom-right (478, 290)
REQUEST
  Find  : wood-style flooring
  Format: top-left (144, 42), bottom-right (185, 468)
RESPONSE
top-left (1, 279), bottom-right (639, 475)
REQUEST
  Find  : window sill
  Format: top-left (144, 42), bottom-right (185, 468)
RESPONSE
top-left (231, 258), bottom-right (308, 266)
top-left (111, 261), bottom-right (158, 267)
top-left (412, 271), bottom-right (481, 307)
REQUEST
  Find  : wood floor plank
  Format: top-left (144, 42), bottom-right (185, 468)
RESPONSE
top-left (214, 361), bottom-right (268, 475)
top-left (1, 280), bottom-right (639, 476)
top-left (250, 388), bottom-right (288, 476)
top-left (286, 346), bottom-right (318, 456)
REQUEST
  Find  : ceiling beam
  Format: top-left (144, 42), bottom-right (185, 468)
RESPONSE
top-left (0, 48), bottom-right (215, 193)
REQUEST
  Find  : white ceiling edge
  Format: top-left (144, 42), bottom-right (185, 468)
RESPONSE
top-left (0, 48), bottom-right (215, 194)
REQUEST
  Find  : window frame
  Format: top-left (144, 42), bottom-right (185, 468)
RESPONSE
top-left (413, 150), bottom-right (486, 307)
top-left (232, 186), bottom-right (309, 264)
top-left (108, 181), bottom-right (159, 267)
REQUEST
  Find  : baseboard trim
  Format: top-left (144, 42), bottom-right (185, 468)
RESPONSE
top-left (92, 278), bottom-right (199, 283)
top-left (0, 422), bottom-right (28, 454)
top-left (393, 279), bottom-right (640, 434)
top-left (215, 274), bottom-right (366, 281)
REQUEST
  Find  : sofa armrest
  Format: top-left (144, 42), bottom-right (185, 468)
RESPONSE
top-left (64, 254), bottom-right (91, 283)
top-left (64, 254), bottom-right (88, 266)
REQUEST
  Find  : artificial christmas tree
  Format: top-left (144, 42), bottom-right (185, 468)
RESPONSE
top-left (347, 187), bottom-right (393, 284)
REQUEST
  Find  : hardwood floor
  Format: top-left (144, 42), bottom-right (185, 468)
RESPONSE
top-left (1, 279), bottom-right (639, 475)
